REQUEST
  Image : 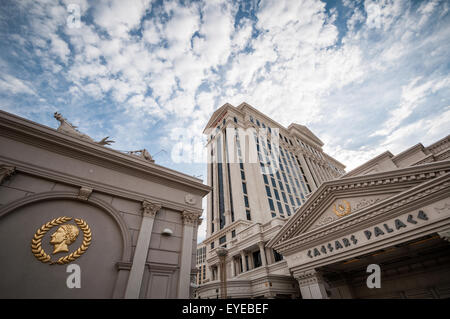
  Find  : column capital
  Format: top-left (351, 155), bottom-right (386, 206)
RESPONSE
top-left (294, 269), bottom-right (325, 287)
top-left (142, 200), bottom-right (161, 218)
top-left (182, 210), bottom-right (202, 226)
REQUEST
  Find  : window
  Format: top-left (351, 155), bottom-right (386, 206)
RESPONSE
top-left (233, 116), bottom-right (237, 123)
top-left (282, 191), bottom-right (288, 203)
top-left (242, 182), bottom-right (247, 194)
top-left (244, 195), bottom-right (249, 208)
top-left (219, 235), bottom-right (226, 245)
top-left (232, 230), bottom-right (236, 238)
top-left (271, 177), bottom-right (277, 188)
top-left (274, 189), bottom-right (280, 201)
top-left (268, 198), bottom-right (275, 211)
top-left (246, 209), bottom-right (251, 220)
top-left (277, 201), bottom-right (284, 214)
top-left (285, 204), bottom-right (291, 216)
top-left (274, 250), bottom-right (283, 262)
top-left (265, 185), bottom-right (272, 197)
top-left (253, 251), bottom-right (262, 268)
top-left (211, 242), bottom-right (215, 249)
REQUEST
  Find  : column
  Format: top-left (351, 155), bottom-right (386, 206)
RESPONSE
top-left (295, 269), bottom-right (329, 299)
top-left (240, 251), bottom-right (246, 271)
top-left (305, 157), bottom-right (321, 188)
top-left (258, 242), bottom-right (267, 266)
top-left (216, 247), bottom-right (228, 299)
top-left (178, 210), bottom-right (202, 298)
top-left (231, 257), bottom-right (236, 277)
top-left (125, 200), bottom-right (161, 299)
top-left (206, 266), bottom-right (213, 282)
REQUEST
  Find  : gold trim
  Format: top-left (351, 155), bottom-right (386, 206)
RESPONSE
top-left (31, 217), bottom-right (92, 265)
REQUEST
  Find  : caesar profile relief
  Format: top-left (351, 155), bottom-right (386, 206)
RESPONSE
top-left (50, 224), bottom-right (80, 254)
top-left (31, 217), bottom-right (92, 265)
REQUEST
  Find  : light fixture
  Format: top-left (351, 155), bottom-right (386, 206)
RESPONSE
top-left (162, 228), bottom-right (173, 236)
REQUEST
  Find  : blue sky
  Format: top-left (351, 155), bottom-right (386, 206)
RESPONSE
top-left (1, 0), bottom-right (449, 242)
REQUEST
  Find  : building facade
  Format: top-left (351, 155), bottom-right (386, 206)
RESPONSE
top-left (196, 102), bottom-right (345, 298)
top-left (0, 110), bottom-right (210, 298)
top-left (268, 135), bottom-right (450, 299)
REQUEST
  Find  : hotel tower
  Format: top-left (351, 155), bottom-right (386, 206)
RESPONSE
top-left (195, 102), bottom-right (345, 298)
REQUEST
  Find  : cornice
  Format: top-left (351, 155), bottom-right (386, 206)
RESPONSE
top-left (273, 171), bottom-right (450, 255)
top-left (287, 124), bottom-right (324, 148)
top-left (0, 156), bottom-right (203, 214)
top-left (203, 103), bottom-right (245, 133)
top-left (0, 110), bottom-right (211, 195)
top-left (391, 143), bottom-right (424, 164)
top-left (426, 134), bottom-right (450, 153)
top-left (267, 160), bottom-right (450, 248)
top-left (343, 151), bottom-right (394, 177)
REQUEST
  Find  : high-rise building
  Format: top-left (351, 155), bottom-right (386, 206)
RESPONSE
top-left (196, 102), bottom-right (345, 298)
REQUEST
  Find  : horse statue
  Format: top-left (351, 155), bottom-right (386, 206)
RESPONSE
top-left (53, 112), bottom-right (115, 146)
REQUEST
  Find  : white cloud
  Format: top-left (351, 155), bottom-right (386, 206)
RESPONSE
top-left (0, 74), bottom-right (36, 96)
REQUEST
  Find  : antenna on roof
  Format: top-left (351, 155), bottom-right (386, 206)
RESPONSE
top-left (152, 149), bottom-right (167, 157)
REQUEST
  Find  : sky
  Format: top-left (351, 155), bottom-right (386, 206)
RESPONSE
top-left (0, 0), bottom-right (449, 243)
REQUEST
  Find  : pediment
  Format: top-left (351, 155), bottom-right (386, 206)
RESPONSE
top-left (267, 160), bottom-right (450, 249)
top-left (305, 194), bottom-right (397, 232)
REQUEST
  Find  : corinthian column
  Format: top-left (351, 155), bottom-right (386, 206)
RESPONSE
top-left (125, 200), bottom-right (161, 299)
top-left (178, 210), bottom-right (202, 298)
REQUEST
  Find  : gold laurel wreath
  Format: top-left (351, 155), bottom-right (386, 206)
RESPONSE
top-left (31, 217), bottom-right (92, 265)
top-left (333, 200), bottom-right (351, 217)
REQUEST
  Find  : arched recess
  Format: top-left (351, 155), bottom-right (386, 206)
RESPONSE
top-left (0, 190), bottom-right (132, 261)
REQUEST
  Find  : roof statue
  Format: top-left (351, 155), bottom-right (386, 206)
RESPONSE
top-left (127, 149), bottom-right (154, 163)
top-left (53, 112), bottom-right (115, 146)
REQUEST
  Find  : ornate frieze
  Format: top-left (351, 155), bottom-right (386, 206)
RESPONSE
top-left (434, 202), bottom-right (450, 214)
top-left (142, 200), bottom-right (161, 218)
top-left (315, 215), bottom-right (337, 227)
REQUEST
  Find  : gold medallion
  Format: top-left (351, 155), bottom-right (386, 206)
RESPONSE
top-left (31, 217), bottom-right (92, 265)
top-left (333, 200), bottom-right (351, 217)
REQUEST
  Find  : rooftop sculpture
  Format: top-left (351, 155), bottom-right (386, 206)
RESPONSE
top-left (53, 112), bottom-right (115, 146)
